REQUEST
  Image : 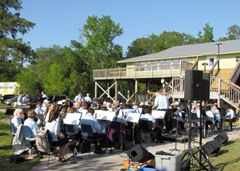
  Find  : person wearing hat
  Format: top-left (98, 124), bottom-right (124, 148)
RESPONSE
top-left (91, 102), bottom-right (98, 110)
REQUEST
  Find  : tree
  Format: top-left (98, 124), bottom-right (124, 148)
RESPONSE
top-left (197, 23), bottom-right (214, 43)
top-left (0, 0), bottom-right (35, 80)
top-left (44, 64), bottom-right (67, 95)
top-left (81, 15), bottom-right (123, 69)
top-left (16, 67), bottom-right (39, 95)
top-left (126, 31), bottom-right (197, 58)
top-left (126, 36), bottom-right (157, 58)
top-left (227, 25), bottom-right (240, 39)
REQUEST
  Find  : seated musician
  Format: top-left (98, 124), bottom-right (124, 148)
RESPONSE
top-left (205, 106), bottom-right (215, 132)
top-left (105, 102), bottom-right (112, 111)
top-left (108, 105), bottom-right (130, 149)
top-left (223, 108), bottom-right (237, 131)
top-left (139, 106), bottom-right (164, 143)
top-left (171, 102), bottom-right (185, 134)
top-left (212, 104), bottom-right (221, 130)
top-left (192, 103), bottom-right (206, 127)
top-left (81, 108), bottom-right (106, 153)
top-left (74, 101), bottom-right (81, 112)
top-left (96, 106), bottom-right (109, 134)
top-left (126, 102), bottom-right (141, 114)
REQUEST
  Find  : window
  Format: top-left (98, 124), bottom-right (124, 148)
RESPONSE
top-left (209, 58), bottom-right (214, 66)
top-left (236, 56), bottom-right (240, 62)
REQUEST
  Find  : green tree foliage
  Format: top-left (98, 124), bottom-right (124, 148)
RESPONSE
top-left (0, 0), bottom-right (35, 80)
top-left (227, 25), bottom-right (240, 39)
top-left (126, 36), bottom-right (157, 58)
top-left (16, 67), bottom-right (39, 95)
top-left (44, 63), bottom-right (66, 95)
top-left (81, 15), bottom-right (123, 69)
top-left (197, 23), bottom-right (214, 43)
top-left (219, 25), bottom-right (240, 40)
top-left (155, 31), bottom-right (197, 50)
top-left (126, 31), bottom-right (197, 58)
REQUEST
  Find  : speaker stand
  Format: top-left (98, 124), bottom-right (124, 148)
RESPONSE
top-left (181, 148), bottom-right (215, 171)
top-left (181, 101), bottom-right (214, 171)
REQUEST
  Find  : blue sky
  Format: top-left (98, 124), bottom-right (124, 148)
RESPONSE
top-left (20, 0), bottom-right (240, 55)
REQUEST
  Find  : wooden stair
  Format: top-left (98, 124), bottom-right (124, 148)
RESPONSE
top-left (212, 68), bottom-right (234, 82)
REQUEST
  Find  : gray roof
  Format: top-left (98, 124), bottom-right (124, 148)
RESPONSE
top-left (118, 39), bottom-right (240, 63)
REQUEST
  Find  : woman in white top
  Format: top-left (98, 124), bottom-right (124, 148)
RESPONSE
top-left (11, 108), bottom-right (24, 133)
top-left (24, 110), bottom-right (39, 137)
top-left (45, 103), bottom-right (68, 162)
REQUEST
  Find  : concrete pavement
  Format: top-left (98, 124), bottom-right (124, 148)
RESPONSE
top-left (31, 125), bottom-right (240, 171)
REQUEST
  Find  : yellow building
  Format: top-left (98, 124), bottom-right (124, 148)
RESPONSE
top-left (93, 39), bottom-right (240, 109)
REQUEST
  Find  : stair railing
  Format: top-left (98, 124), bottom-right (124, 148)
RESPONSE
top-left (208, 58), bottom-right (220, 76)
top-left (229, 61), bottom-right (240, 83)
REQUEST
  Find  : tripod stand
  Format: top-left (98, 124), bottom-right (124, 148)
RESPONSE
top-left (181, 101), bottom-right (214, 171)
top-left (65, 124), bottom-right (83, 163)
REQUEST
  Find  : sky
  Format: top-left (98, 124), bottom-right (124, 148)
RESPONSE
top-left (20, 0), bottom-right (240, 56)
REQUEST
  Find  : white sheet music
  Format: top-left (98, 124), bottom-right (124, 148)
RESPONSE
top-left (63, 113), bottom-right (82, 125)
top-left (152, 110), bottom-right (166, 119)
top-left (96, 111), bottom-right (116, 121)
top-left (125, 113), bottom-right (141, 123)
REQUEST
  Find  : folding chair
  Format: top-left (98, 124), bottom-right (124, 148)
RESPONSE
top-left (138, 120), bottom-right (155, 143)
top-left (80, 124), bottom-right (99, 156)
top-left (12, 125), bottom-right (35, 155)
top-left (10, 122), bottom-right (17, 136)
top-left (22, 125), bottom-right (36, 142)
top-left (65, 124), bottom-right (82, 162)
top-left (10, 122), bottom-right (17, 148)
top-left (45, 130), bottom-right (59, 167)
top-left (108, 121), bottom-right (127, 149)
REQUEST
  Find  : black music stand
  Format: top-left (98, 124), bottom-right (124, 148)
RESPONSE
top-left (171, 107), bottom-right (185, 151)
top-left (64, 113), bottom-right (83, 163)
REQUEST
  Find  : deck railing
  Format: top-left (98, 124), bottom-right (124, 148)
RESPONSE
top-left (93, 61), bottom-right (194, 80)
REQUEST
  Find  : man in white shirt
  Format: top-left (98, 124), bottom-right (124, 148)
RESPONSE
top-left (74, 93), bottom-right (84, 103)
top-left (205, 106), bottom-right (215, 132)
top-left (84, 93), bottom-right (92, 103)
top-left (17, 92), bottom-right (24, 105)
top-left (152, 92), bottom-right (169, 110)
top-left (152, 92), bottom-right (170, 133)
top-left (223, 108), bottom-right (237, 131)
top-left (81, 108), bottom-right (106, 153)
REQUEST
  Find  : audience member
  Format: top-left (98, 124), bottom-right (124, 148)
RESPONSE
top-left (11, 108), bottom-right (24, 133)
top-left (24, 110), bottom-right (39, 137)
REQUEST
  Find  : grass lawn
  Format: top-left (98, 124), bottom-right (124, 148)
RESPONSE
top-left (0, 111), bottom-right (39, 171)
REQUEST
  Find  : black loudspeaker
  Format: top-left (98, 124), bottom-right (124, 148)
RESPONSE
top-left (214, 132), bottom-right (229, 145)
top-left (128, 144), bottom-right (155, 163)
top-left (201, 73), bottom-right (210, 101)
top-left (184, 70), bottom-right (203, 100)
top-left (203, 139), bottom-right (221, 156)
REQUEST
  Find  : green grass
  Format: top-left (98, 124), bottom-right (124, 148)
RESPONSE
top-left (181, 138), bottom-right (240, 171)
top-left (0, 120), bottom-right (39, 171)
top-left (211, 139), bottom-right (240, 170)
